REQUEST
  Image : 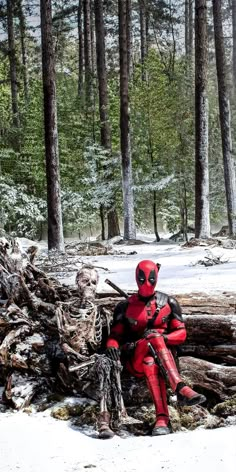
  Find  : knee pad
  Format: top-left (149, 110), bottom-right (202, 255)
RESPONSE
top-left (143, 356), bottom-right (158, 376)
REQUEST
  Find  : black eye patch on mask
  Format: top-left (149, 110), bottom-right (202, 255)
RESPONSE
top-left (137, 268), bottom-right (146, 285)
top-left (148, 269), bottom-right (157, 285)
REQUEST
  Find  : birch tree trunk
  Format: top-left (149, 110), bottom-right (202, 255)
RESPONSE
top-left (195, 0), bottom-right (210, 239)
top-left (119, 0), bottom-right (136, 240)
top-left (213, 0), bottom-right (236, 236)
top-left (40, 0), bottom-right (65, 252)
top-left (94, 0), bottom-right (120, 239)
top-left (7, 0), bottom-right (20, 129)
top-left (78, 0), bottom-right (84, 98)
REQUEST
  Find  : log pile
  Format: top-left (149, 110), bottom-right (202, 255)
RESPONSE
top-left (0, 238), bottom-right (103, 408)
top-left (0, 237), bottom-right (236, 431)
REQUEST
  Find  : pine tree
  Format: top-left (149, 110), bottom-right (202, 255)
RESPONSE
top-left (7, 0), bottom-right (20, 129)
top-left (118, 0), bottom-right (136, 239)
top-left (195, 0), bottom-right (210, 238)
top-left (213, 0), bottom-right (236, 236)
top-left (40, 0), bottom-right (65, 251)
top-left (94, 0), bottom-right (120, 239)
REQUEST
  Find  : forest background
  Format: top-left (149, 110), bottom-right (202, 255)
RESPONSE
top-left (0, 0), bottom-right (236, 248)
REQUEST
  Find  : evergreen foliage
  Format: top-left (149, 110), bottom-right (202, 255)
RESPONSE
top-left (0, 0), bottom-right (234, 239)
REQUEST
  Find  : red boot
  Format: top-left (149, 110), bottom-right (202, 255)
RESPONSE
top-left (152, 415), bottom-right (171, 436)
top-left (176, 382), bottom-right (206, 406)
top-left (143, 357), bottom-right (171, 436)
top-left (148, 335), bottom-right (206, 406)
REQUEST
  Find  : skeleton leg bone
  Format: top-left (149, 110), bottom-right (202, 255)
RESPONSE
top-left (61, 343), bottom-right (90, 362)
top-left (113, 364), bottom-right (142, 426)
top-left (98, 374), bottom-right (114, 439)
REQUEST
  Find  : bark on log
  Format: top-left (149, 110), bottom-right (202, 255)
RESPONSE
top-left (179, 356), bottom-right (236, 401)
top-left (178, 293), bottom-right (236, 365)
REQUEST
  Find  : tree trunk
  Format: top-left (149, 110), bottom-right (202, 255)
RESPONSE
top-left (18, 0), bottom-right (28, 103)
top-left (212, 0), bottom-right (236, 236)
top-left (94, 0), bottom-right (120, 239)
top-left (40, 0), bottom-right (65, 252)
top-left (94, 0), bottom-right (111, 150)
top-left (83, 0), bottom-right (93, 108)
top-left (90, 0), bottom-right (96, 77)
top-left (185, 0), bottom-right (189, 57)
top-left (195, 0), bottom-right (210, 239)
top-left (189, 0), bottom-right (193, 63)
top-left (181, 181), bottom-right (188, 241)
top-left (153, 191), bottom-right (160, 242)
top-left (139, 0), bottom-right (147, 81)
top-left (233, 0), bottom-right (236, 93)
top-left (78, 0), bottom-right (84, 97)
top-left (126, 0), bottom-right (132, 79)
top-left (107, 210), bottom-right (120, 239)
top-left (7, 0), bottom-right (20, 128)
top-left (119, 0), bottom-right (136, 240)
top-left (99, 204), bottom-right (105, 240)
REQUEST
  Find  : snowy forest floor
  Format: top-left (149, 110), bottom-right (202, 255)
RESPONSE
top-left (1, 411), bottom-right (235, 472)
top-left (1, 233), bottom-right (236, 472)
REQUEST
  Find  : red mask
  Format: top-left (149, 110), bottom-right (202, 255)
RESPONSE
top-left (135, 260), bottom-right (160, 297)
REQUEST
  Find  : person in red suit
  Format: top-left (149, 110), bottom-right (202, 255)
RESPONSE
top-left (106, 260), bottom-right (206, 436)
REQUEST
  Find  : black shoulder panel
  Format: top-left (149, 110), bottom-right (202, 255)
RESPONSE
top-left (155, 291), bottom-right (169, 308)
top-left (113, 300), bottom-right (129, 324)
top-left (168, 296), bottom-right (183, 322)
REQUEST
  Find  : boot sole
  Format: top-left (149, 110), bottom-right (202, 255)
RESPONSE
top-left (98, 430), bottom-right (115, 439)
top-left (178, 394), bottom-right (206, 407)
top-left (152, 426), bottom-right (171, 436)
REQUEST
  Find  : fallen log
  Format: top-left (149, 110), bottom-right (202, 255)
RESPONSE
top-left (179, 356), bottom-right (236, 401)
top-left (178, 294), bottom-right (236, 365)
top-left (177, 293), bottom-right (236, 316)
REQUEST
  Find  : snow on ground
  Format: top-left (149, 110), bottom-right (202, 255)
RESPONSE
top-left (53, 235), bottom-right (236, 296)
top-left (1, 234), bottom-right (235, 472)
top-left (19, 233), bottom-right (236, 296)
top-left (95, 242), bottom-right (236, 296)
top-left (0, 411), bottom-right (235, 472)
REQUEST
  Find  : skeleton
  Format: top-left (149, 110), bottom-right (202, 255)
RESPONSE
top-left (56, 266), bottom-right (102, 362)
top-left (56, 265), bottom-right (134, 438)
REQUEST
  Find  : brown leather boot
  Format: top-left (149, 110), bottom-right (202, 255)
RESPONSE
top-left (98, 411), bottom-right (114, 439)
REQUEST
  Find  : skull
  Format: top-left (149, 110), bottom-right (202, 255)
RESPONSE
top-left (76, 266), bottom-right (99, 301)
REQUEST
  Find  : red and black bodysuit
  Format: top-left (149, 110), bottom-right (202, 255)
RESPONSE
top-left (106, 260), bottom-right (205, 436)
top-left (107, 291), bottom-right (186, 376)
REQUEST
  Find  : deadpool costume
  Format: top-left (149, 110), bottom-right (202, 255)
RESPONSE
top-left (105, 260), bottom-right (206, 436)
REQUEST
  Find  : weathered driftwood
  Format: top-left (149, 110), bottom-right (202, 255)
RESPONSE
top-left (177, 294), bottom-right (236, 365)
top-left (179, 356), bottom-right (236, 401)
top-left (178, 293), bottom-right (236, 316)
